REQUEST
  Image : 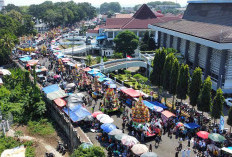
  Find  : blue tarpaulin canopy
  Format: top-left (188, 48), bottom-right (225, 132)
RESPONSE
top-left (19, 56), bottom-right (32, 62)
top-left (184, 123), bottom-right (200, 129)
top-left (109, 84), bottom-right (117, 88)
top-left (63, 105), bottom-right (91, 122)
top-left (98, 77), bottom-right (106, 82)
top-left (92, 72), bottom-right (105, 77)
top-left (42, 84), bottom-right (60, 94)
top-left (100, 123), bottom-right (117, 133)
top-left (96, 35), bottom-right (107, 40)
top-left (88, 69), bottom-right (100, 74)
top-left (149, 101), bottom-right (168, 109)
top-left (104, 80), bottom-right (115, 85)
top-left (143, 100), bottom-right (164, 112)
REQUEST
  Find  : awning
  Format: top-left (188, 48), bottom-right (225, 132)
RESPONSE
top-left (92, 72), bottom-right (105, 77)
top-left (19, 56), bottom-right (31, 62)
top-left (27, 60), bottom-right (39, 66)
top-left (222, 147), bottom-right (232, 154)
top-left (96, 35), bottom-right (107, 40)
top-left (54, 98), bottom-right (66, 107)
top-left (121, 88), bottom-right (142, 98)
top-left (46, 89), bottom-right (68, 100)
top-left (148, 101), bottom-right (168, 109)
top-left (143, 100), bottom-right (163, 112)
top-left (83, 67), bottom-right (91, 72)
top-left (42, 84), bottom-right (60, 94)
top-left (161, 110), bottom-right (175, 119)
top-left (184, 123), bottom-right (200, 129)
top-left (63, 105), bottom-right (91, 122)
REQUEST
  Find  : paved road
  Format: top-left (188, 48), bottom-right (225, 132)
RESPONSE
top-left (94, 60), bottom-right (145, 69)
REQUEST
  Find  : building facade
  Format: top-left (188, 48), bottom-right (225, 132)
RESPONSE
top-left (149, 0), bottom-right (232, 93)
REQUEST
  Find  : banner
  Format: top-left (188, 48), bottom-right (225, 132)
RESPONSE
top-left (219, 115), bottom-right (224, 131)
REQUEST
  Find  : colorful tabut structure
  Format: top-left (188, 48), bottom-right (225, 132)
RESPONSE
top-left (79, 71), bottom-right (90, 90)
top-left (132, 95), bottom-right (150, 123)
top-left (102, 88), bottom-right (120, 112)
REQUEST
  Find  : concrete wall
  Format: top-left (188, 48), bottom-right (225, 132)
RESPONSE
top-left (44, 98), bottom-right (81, 152)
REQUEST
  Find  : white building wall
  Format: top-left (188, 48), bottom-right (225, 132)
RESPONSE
top-left (102, 49), bottom-right (114, 57)
top-left (210, 49), bottom-right (222, 75)
top-left (188, 41), bottom-right (196, 63)
top-left (198, 45), bottom-right (207, 69)
top-left (160, 32), bottom-right (164, 47)
top-left (173, 36), bottom-right (178, 50)
top-left (166, 34), bottom-right (171, 48)
top-left (180, 39), bottom-right (186, 56)
top-left (225, 50), bottom-right (232, 89)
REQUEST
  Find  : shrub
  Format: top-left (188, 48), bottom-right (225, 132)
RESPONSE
top-left (113, 52), bottom-right (123, 59)
top-left (28, 119), bottom-right (55, 136)
top-left (71, 145), bottom-right (105, 157)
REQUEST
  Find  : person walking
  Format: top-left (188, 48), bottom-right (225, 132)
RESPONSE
top-left (181, 149), bottom-right (186, 157)
top-left (186, 147), bottom-right (191, 157)
top-left (149, 144), bottom-right (152, 152)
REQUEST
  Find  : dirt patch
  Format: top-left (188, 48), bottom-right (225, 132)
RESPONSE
top-left (12, 125), bottom-right (70, 157)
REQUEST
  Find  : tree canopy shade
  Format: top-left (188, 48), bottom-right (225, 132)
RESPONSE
top-left (71, 145), bottom-right (105, 157)
top-left (113, 30), bottom-right (139, 57)
top-left (189, 67), bottom-right (202, 107)
top-left (100, 2), bottom-right (121, 14)
top-left (197, 76), bottom-right (212, 113)
top-left (211, 88), bottom-right (225, 120)
top-left (176, 64), bottom-right (190, 101)
top-left (140, 31), bottom-right (157, 51)
top-left (169, 58), bottom-right (179, 95)
top-left (150, 48), bottom-right (166, 86)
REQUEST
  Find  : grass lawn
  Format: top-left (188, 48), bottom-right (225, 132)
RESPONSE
top-left (27, 119), bottom-right (55, 136)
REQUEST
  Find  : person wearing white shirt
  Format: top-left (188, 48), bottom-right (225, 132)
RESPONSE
top-left (181, 149), bottom-right (186, 157)
top-left (186, 147), bottom-right (191, 157)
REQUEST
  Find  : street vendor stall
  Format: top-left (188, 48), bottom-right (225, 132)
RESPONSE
top-left (161, 110), bottom-right (175, 123)
top-left (121, 88), bottom-right (143, 106)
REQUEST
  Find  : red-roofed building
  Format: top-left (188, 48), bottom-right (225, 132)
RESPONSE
top-left (98, 4), bottom-right (181, 41)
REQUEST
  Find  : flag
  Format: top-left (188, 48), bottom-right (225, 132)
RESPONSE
top-left (127, 55), bottom-right (132, 60)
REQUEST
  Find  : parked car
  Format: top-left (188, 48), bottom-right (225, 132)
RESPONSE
top-left (225, 98), bottom-right (232, 107)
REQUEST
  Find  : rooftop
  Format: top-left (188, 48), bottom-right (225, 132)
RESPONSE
top-left (101, 4), bottom-right (181, 30)
top-left (152, 20), bottom-right (232, 43)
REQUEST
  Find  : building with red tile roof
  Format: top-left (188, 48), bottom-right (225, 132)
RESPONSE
top-left (98, 4), bottom-right (181, 41)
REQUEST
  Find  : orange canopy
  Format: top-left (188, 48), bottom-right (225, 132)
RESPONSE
top-left (27, 60), bottom-right (39, 66)
top-left (161, 110), bottom-right (175, 119)
top-left (54, 98), bottom-right (66, 107)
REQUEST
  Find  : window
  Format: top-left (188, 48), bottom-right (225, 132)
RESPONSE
top-left (139, 31), bottom-right (145, 37)
top-left (108, 32), bottom-right (113, 38)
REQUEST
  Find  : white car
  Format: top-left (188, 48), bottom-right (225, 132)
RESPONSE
top-left (225, 98), bottom-right (232, 107)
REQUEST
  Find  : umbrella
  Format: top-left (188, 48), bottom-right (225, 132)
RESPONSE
top-left (92, 111), bottom-right (103, 118)
top-left (141, 152), bottom-right (158, 157)
top-left (208, 133), bottom-right (226, 142)
top-left (114, 133), bottom-right (128, 141)
top-left (100, 117), bottom-right (114, 124)
top-left (80, 142), bottom-right (93, 149)
top-left (104, 80), bottom-right (114, 85)
top-left (121, 135), bottom-right (138, 147)
top-left (96, 114), bottom-right (109, 120)
top-left (83, 115), bottom-right (94, 121)
top-left (197, 131), bottom-right (209, 139)
top-left (54, 75), bottom-right (61, 79)
top-left (100, 123), bottom-right (117, 133)
top-left (109, 84), bottom-right (117, 88)
top-left (108, 129), bottom-right (122, 136)
top-left (66, 83), bottom-right (76, 88)
top-left (131, 144), bottom-right (148, 155)
top-left (176, 122), bottom-right (184, 127)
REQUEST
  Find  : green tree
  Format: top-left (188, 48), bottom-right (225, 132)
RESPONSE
top-left (86, 55), bottom-right (93, 66)
top-left (176, 64), bottom-right (190, 101)
top-left (71, 146), bottom-right (105, 157)
top-left (113, 30), bottom-right (139, 57)
top-left (169, 58), bottom-right (179, 108)
top-left (162, 53), bottom-right (175, 91)
top-left (189, 67), bottom-right (202, 107)
top-left (227, 107), bottom-right (232, 132)
top-left (150, 48), bottom-right (166, 87)
top-left (197, 76), bottom-right (212, 114)
top-left (96, 56), bottom-right (101, 63)
top-left (142, 31), bottom-right (149, 44)
top-left (211, 88), bottom-right (225, 123)
top-left (100, 2), bottom-right (121, 14)
top-left (148, 33), bottom-right (157, 50)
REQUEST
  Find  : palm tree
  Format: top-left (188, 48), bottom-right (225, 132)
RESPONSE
top-left (86, 55), bottom-right (93, 66)
top-left (0, 35), bottom-right (16, 54)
